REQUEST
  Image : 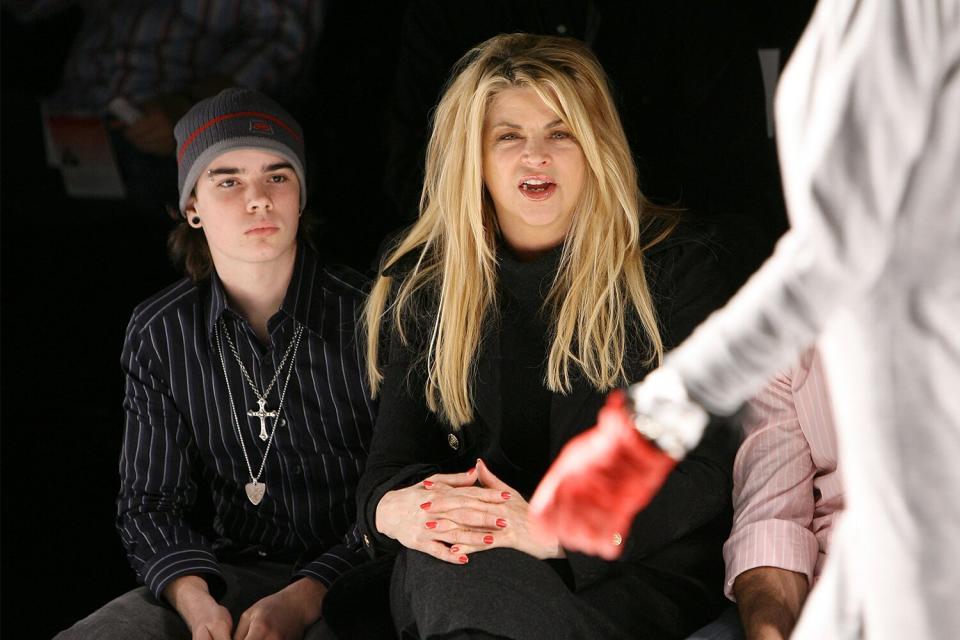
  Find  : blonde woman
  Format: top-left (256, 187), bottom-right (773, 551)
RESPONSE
top-left (354, 34), bottom-right (736, 639)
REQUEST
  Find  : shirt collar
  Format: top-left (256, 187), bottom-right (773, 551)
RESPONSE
top-left (205, 242), bottom-right (326, 341)
top-left (278, 243), bottom-right (326, 337)
top-left (206, 268), bottom-right (231, 339)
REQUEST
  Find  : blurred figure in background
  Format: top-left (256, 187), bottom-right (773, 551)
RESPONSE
top-left (10, 0), bottom-right (323, 212)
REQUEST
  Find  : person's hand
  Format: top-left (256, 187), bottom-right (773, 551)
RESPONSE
top-left (529, 389), bottom-right (679, 559)
top-left (233, 577), bottom-right (327, 640)
top-left (375, 468), bottom-right (510, 564)
top-left (628, 367), bottom-right (709, 459)
top-left (445, 458), bottom-right (564, 560)
top-left (121, 103), bottom-right (176, 155)
top-left (164, 575), bottom-right (233, 640)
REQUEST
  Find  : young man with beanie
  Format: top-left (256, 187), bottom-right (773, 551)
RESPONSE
top-left (56, 88), bottom-right (376, 640)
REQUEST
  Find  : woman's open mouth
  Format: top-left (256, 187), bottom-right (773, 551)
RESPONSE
top-left (518, 176), bottom-right (557, 201)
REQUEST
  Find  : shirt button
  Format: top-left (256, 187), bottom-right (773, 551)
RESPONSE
top-left (292, 464), bottom-right (303, 476)
top-left (257, 549), bottom-right (268, 557)
top-left (447, 433), bottom-right (460, 450)
top-left (278, 418), bottom-right (287, 427)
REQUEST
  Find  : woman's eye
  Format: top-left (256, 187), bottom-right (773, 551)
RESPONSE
top-left (551, 131), bottom-right (572, 139)
top-left (498, 133), bottom-right (519, 141)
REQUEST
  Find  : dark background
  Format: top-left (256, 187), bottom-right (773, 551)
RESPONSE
top-left (1, 2), bottom-right (814, 637)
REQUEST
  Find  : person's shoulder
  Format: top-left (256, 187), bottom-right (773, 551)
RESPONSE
top-left (128, 277), bottom-right (202, 335)
top-left (645, 216), bottom-right (727, 265)
top-left (643, 215), bottom-right (743, 347)
top-left (294, 244), bottom-right (373, 301)
top-left (319, 264), bottom-right (374, 301)
top-left (644, 216), bottom-right (730, 292)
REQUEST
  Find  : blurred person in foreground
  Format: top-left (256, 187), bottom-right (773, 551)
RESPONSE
top-left (532, 2), bottom-right (960, 638)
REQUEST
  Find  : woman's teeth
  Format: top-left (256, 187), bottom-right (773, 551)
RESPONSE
top-left (521, 179), bottom-right (552, 192)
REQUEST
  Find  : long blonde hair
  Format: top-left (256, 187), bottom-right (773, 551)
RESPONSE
top-left (365, 33), bottom-right (674, 427)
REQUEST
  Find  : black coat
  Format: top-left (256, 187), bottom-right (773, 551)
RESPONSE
top-left (330, 223), bottom-right (742, 638)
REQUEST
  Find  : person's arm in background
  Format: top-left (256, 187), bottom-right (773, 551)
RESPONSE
top-left (2, 0), bottom-right (75, 20)
top-left (212, 0), bottom-right (323, 96)
top-left (733, 567), bottom-right (808, 640)
top-left (724, 352), bottom-right (822, 639)
top-left (124, 0), bottom-right (324, 156)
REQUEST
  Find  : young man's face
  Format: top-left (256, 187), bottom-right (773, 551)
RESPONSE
top-left (186, 148), bottom-right (301, 268)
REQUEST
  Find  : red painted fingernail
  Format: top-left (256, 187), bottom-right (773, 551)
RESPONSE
top-left (458, 555), bottom-right (469, 564)
top-left (467, 467), bottom-right (476, 475)
top-left (450, 545), bottom-right (460, 553)
top-left (483, 535), bottom-right (494, 544)
top-left (501, 492), bottom-right (511, 500)
top-left (422, 480), bottom-right (433, 488)
top-left (496, 518), bottom-right (507, 528)
top-left (420, 501), bottom-right (432, 510)
top-left (425, 521), bottom-right (437, 529)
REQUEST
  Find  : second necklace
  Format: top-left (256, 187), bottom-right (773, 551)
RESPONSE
top-left (216, 317), bottom-right (304, 505)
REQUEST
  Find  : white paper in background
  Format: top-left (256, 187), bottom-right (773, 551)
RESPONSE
top-left (40, 100), bottom-right (126, 199)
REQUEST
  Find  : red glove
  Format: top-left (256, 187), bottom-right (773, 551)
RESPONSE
top-left (529, 389), bottom-right (677, 559)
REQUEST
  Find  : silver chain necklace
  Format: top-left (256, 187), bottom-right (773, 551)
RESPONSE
top-left (215, 317), bottom-right (304, 505)
top-left (221, 317), bottom-right (302, 441)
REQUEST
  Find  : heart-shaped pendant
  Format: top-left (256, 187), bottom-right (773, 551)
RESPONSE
top-left (245, 481), bottom-right (266, 505)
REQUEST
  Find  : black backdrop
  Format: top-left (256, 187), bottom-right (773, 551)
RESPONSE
top-left (0, 2), bottom-right (813, 636)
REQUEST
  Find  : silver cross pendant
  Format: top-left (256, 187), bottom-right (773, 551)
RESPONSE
top-left (247, 397), bottom-right (278, 441)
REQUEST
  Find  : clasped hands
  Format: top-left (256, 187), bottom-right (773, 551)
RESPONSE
top-left (165, 573), bottom-right (326, 640)
top-left (376, 458), bottom-right (564, 563)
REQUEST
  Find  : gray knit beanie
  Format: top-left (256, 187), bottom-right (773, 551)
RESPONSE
top-left (174, 88), bottom-right (307, 214)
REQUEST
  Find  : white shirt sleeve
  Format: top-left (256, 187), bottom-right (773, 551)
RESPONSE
top-left (663, 0), bottom-right (959, 414)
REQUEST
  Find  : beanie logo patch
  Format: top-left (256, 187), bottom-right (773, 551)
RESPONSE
top-left (249, 120), bottom-right (274, 135)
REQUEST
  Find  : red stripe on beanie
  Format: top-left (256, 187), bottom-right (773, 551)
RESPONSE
top-left (177, 111), bottom-right (302, 164)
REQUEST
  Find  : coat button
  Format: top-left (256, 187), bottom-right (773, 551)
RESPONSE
top-left (447, 433), bottom-right (460, 450)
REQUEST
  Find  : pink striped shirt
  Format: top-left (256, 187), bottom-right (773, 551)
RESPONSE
top-left (723, 347), bottom-right (843, 600)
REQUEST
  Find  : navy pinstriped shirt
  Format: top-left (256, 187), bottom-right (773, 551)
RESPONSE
top-left (117, 244), bottom-right (376, 600)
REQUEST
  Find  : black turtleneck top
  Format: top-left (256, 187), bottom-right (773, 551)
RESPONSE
top-left (495, 244), bottom-right (562, 494)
